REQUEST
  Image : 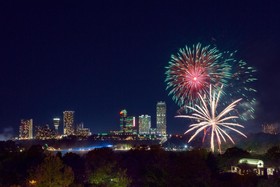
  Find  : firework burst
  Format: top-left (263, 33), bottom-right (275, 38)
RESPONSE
top-left (177, 85), bottom-right (247, 153)
top-left (165, 43), bottom-right (231, 107)
top-left (227, 58), bottom-right (257, 120)
top-left (165, 43), bottom-right (256, 119)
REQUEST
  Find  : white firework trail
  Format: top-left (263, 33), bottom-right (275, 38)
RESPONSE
top-left (177, 85), bottom-right (247, 153)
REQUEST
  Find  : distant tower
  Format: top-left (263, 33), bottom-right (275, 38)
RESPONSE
top-left (125, 116), bottom-right (136, 134)
top-left (139, 115), bottom-right (151, 134)
top-left (19, 119), bottom-right (33, 139)
top-left (76, 122), bottom-right (91, 137)
top-left (63, 111), bottom-right (75, 135)
top-left (120, 109), bottom-right (127, 133)
top-left (120, 109), bottom-right (137, 134)
top-left (156, 101), bottom-right (167, 136)
top-left (53, 118), bottom-right (60, 134)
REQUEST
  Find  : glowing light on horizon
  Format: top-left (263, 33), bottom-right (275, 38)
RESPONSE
top-left (47, 144), bottom-right (113, 154)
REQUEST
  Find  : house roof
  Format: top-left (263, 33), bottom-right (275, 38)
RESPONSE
top-left (239, 158), bottom-right (264, 168)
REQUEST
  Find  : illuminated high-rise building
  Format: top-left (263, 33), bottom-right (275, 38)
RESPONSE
top-left (120, 109), bottom-right (137, 134)
top-left (76, 122), bottom-right (91, 137)
top-left (120, 109), bottom-right (127, 132)
top-left (19, 119), bottom-right (33, 139)
top-left (53, 118), bottom-right (60, 134)
top-left (126, 116), bottom-right (136, 134)
top-left (34, 124), bottom-right (56, 140)
top-left (156, 101), bottom-right (167, 136)
top-left (63, 111), bottom-right (75, 135)
top-left (139, 115), bottom-right (151, 134)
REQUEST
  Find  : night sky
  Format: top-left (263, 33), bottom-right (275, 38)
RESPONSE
top-left (0, 1), bottom-right (279, 138)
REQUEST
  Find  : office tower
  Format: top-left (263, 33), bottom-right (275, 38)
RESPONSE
top-left (126, 116), bottom-right (136, 134)
top-left (120, 109), bottom-right (137, 134)
top-left (19, 119), bottom-right (33, 139)
top-left (53, 118), bottom-right (60, 134)
top-left (139, 114), bottom-right (151, 134)
top-left (34, 124), bottom-right (56, 140)
top-left (120, 109), bottom-right (127, 132)
top-left (76, 122), bottom-right (91, 137)
top-left (156, 101), bottom-right (167, 136)
top-left (63, 111), bottom-right (75, 135)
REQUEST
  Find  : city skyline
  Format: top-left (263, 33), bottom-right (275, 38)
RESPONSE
top-left (0, 1), bottom-right (280, 139)
top-left (16, 102), bottom-right (168, 138)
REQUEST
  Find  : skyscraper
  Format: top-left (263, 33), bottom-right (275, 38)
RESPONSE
top-left (63, 111), bottom-right (74, 135)
top-left (156, 101), bottom-right (167, 136)
top-left (76, 122), bottom-right (91, 137)
top-left (34, 124), bottom-right (56, 140)
top-left (125, 116), bottom-right (136, 134)
top-left (139, 115), bottom-right (151, 134)
top-left (53, 118), bottom-right (60, 134)
top-left (19, 119), bottom-right (33, 139)
top-left (120, 109), bottom-right (127, 133)
top-left (120, 109), bottom-right (137, 134)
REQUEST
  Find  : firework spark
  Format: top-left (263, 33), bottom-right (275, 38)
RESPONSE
top-left (165, 43), bottom-right (231, 107)
top-left (177, 85), bottom-right (247, 153)
top-left (165, 43), bottom-right (256, 120)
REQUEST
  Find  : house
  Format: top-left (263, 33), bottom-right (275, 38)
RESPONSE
top-left (231, 158), bottom-right (277, 177)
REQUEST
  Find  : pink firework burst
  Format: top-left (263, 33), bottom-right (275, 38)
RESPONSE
top-left (165, 43), bottom-right (231, 107)
top-left (184, 64), bottom-right (210, 95)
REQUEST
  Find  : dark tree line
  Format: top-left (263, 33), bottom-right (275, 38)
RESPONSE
top-left (1, 141), bottom-right (280, 187)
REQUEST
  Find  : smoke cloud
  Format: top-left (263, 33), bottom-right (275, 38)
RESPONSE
top-left (0, 127), bottom-right (14, 141)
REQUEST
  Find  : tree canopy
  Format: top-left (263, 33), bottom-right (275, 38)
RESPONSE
top-left (28, 155), bottom-right (74, 187)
